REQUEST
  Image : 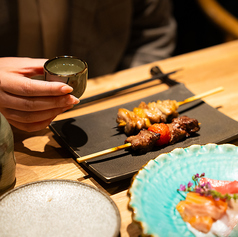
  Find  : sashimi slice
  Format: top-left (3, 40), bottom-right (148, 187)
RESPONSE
top-left (200, 178), bottom-right (238, 195)
top-left (186, 200), bottom-right (238, 237)
top-left (176, 192), bottom-right (227, 233)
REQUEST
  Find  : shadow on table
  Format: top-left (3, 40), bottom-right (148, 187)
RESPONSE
top-left (13, 127), bottom-right (77, 164)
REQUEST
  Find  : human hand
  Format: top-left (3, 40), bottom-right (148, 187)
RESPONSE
top-left (0, 57), bottom-right (79, 132)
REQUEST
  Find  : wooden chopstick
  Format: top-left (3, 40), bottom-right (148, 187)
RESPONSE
top-left (78, 69), bottom-right (179, 106)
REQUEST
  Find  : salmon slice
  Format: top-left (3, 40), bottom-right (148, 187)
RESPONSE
top-left (176, 192), bottom-right (227, 233)
top-left (200, 178), bottom-right (238, 195)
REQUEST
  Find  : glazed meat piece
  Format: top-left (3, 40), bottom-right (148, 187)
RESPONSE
top-left (147, 99), bottom-right (179, 120)
top-left (116, 108), bottom-right (148, 135)
top-left (125, 129), bottom-right (160, 153)
top-left (168, 116), bottom-right (200, 144)
top-left (136, 103), bottom-right (166, 124)
top-left (125, 116), bottom-right (200, 152)
top-left (117, 99), bottom-right (179, 135)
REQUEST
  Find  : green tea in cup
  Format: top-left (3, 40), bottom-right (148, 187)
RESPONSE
top-left (44, 56), bottom-right (88, 98)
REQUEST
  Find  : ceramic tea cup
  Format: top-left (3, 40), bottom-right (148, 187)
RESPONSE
top-left (44, 56), bottom-right (88, 98)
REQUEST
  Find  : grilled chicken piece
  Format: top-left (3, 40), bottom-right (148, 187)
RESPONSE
top-left (117, 108), bottom-right (148, 135)
top-left (117, 99), bottom-right (179, 135)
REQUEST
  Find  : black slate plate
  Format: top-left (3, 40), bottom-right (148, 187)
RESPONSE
top-left (50, 84), bottom-right (238, 183)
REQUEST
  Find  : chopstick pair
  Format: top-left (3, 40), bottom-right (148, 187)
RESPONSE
top-left (78, 68), bottom-right (179, 106)
top-left (76, 86), bottom-right (224, 163)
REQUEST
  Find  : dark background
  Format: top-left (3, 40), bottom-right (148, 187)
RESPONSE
top-left (171, 0), bottom-right (238, 56)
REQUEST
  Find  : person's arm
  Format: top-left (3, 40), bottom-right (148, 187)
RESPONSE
top-left (0, 57), bottom-right (79, 132)
top-left (119, 0), bottom-right (176, 69)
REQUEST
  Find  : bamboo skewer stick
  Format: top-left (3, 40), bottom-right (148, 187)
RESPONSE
top-left (177, 86), bottom-right (224, 106)
top-left (76, 87), bottom-right (224, 163)
top-left (76, 143), bottom-right (132, 163)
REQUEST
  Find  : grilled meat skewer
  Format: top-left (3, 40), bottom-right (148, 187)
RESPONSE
top-left (117, 87), bottom-right (223, 135)
top-left (117, 99), bottom-right (179, 135)
top-left (125, 116), bottom-right (200, 152)
top-left (76, 116), bottom-right (200, 163)
top-left (76, 88), bottom-right (223, 163)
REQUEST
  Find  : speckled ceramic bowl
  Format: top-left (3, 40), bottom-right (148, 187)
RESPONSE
top-left (128, 143), bottom-right (238, 237)
top-left (0, 179), bottom-right (120, 237)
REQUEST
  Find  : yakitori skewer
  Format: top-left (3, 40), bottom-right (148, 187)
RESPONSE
top-left (116, 86), bottom-right (223, 133)
top-left (76, 87), bottom-right (223, 163)
top-left (77, 115), bottom-right (200, 163)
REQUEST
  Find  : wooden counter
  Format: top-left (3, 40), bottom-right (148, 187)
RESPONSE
top-left (9, 40), bottom-right (238, 236)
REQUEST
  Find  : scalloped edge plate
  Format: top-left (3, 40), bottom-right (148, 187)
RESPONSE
top-left (128, 143), bottom-right (238, 237)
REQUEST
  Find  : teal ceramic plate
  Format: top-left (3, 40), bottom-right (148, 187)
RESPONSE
top-left (128, 143), bottom-right (238, 237)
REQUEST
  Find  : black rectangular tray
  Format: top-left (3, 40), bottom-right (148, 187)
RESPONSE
top-left (50, 84), bottom-right (238, 183)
